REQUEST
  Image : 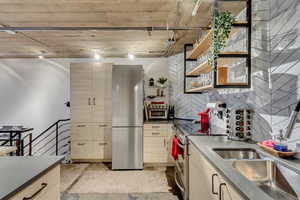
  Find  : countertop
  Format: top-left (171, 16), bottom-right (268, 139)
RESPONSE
top-left (0, 147), bottom-right (17, 156)
top-left (0, 156), bottom-right (63, 200)
top-left (188, 136), bottom-right (300, 200)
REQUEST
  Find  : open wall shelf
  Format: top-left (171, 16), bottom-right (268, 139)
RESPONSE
top-left (184, 0), bottom-right (251, 94)
top-left (186, 25), bottom-right (245, 60)
top-left (186, 52), bottom-right (248, 77)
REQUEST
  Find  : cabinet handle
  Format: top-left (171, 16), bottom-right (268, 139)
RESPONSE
top-left (93, 97), bottom-right (96, 105)
top-left (88, 98), bottom-right (91, 106)
top-left (152, 132), bottom-right (160, 135)
top-left (77, 143), bottom-right (86, 146)
top-left (152, 126), bottom-right (160, 128)
top-left (219, 183), bottom-right (227, 200)
top-left (164, 138), bottom-right (166, 147)
top-left (77, 125), bottom-right (86, 127)
top-left (99, 125), bottom-right (108, 127)
top-left (212, 173), bottom-right (219, 195)
top-left (99, 142), bottom-right (108, 145)
top-left (23, 183), bottom-right (48, 200)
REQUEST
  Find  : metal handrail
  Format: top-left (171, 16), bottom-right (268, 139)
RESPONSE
top-left (22, 119), bottom-right (70, 156)
top-left (29, 119), bottom-right (70, 145)
top-left (0, 119), bottom-right (70, 157)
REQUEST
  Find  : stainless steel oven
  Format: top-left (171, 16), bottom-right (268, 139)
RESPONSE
top-left (148, 104), bottom-right (168, 119)
top-left (172, 120), bottom-right (226, 200)
top-left (173, 125), bottom-right (189, 200)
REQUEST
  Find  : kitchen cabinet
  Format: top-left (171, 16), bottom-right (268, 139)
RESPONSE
top-left (189, 143), bottom-right (244, 200)
top-left (144, 123), bottom-right (174, 164)
top-left (70, 63), bottom-right (112, 123)
top-left (70, 63), bottom-right (112, 162)
top-left (9, 165), bottom-right (60, 200)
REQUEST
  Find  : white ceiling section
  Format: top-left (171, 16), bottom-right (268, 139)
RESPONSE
top-left (0, 0), bottom-right (243, 58)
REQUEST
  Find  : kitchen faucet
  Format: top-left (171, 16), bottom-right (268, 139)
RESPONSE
top-left (283, 100), bottom-right (300, 139)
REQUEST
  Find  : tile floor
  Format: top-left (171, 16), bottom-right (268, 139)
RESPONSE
top-left (61, 163), bottom-right (182, 200)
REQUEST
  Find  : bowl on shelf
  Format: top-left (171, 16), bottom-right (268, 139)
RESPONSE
top-left (191, 81), bottom-right (202, 88)
top-left (147, 95), bottom-right (156, 99)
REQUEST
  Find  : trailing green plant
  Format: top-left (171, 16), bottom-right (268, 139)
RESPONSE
top-left (208, 11), bottom-right (235, 66)
top-left (157, 77), bottom-right (168, 85)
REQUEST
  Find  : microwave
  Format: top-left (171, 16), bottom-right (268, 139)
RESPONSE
top-left (148, 104), bottom-right (168, 119)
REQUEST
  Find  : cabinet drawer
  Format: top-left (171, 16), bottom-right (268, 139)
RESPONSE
top-left (71, 123), bottom-right (111, 141)
top-left (71, 141), bottom-right (95, 159)
top-left (144, 124), bottom-right (170, 130)
top-left (71, 141), bottom-right (111, 160)
top-left (10, 165), bottom-right (60, 200)
top-left (144, 130), bottom-right (166, 137)
top-left (95, 141), bottom-right (112, 160)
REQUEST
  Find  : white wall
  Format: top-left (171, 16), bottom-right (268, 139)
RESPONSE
top-left (0, 57), bottom-right (168, 139)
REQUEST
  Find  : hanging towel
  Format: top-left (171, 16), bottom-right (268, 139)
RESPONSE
top-left (172, 136), bottom-right (184, 160)
top-left (198, 108), bottom-right (211, 133)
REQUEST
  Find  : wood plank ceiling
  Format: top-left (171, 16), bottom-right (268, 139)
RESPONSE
top-left (0, 0), bottom-right (244, 58)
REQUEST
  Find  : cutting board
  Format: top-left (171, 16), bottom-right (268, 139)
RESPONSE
top-left (257, 143), bottom-right (297, 158)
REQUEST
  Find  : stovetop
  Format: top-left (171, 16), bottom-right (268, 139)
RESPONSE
top-left (173, 119), bottom-right (227, 137)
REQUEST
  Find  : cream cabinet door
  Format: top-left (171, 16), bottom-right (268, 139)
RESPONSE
top-left (144, 136), bottom-right (168, 163)
top-left (92, 63), bottom-right (112, 123)
top-left (189, 144), bottom-right (219, 200)
top-left (189, 144), bottom-right (211, 200)
top-left (219, 177), bottom-right (245, 200)
top-left (70, 63), bottom-right (93, 123)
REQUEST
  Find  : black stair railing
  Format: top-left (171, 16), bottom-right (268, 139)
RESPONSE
top-left (21, 119), bottom-right (71, 157)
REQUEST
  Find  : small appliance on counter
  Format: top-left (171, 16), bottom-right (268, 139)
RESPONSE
top-left (148, 101), bottom-right (168, 120)
top-left (225, 108), bottom-right (253, 141)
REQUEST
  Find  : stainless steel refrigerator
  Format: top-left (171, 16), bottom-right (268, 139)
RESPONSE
top-left (112, 65), bottom-right (144, 170)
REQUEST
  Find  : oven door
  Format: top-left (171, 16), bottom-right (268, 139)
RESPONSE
top-left (174, 142), bottom-right (186, 198)
top-left (149, 110), bottom-right (168, 119)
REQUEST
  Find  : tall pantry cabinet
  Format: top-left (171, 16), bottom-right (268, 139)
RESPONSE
top-left (70, 63), bottom-right (112, 162)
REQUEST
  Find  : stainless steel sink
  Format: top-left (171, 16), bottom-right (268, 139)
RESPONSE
top-left (232, 160), bottom-right (300, 200)
top-left (213, 148), bottom-right (262, 159)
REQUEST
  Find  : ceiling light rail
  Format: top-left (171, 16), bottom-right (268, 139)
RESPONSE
top-left (0, 26), bottom-right (211, 32)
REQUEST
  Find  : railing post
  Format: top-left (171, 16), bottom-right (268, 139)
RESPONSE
top-left (29, 133), bottom-right (32, 156)
top-left (56, 123), bottom-right (59, 156)
top-left (16, 140), bottom-right (20, 156)
top-left (21, 140), bottom-right (24, 156)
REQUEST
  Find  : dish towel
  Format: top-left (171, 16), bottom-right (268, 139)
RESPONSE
top-left (172, 136), bottom-right (183, 160)
top-left (198, 108), bottom-right (211, 133)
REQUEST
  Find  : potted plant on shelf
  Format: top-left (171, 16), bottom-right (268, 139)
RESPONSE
top-left (208, 11), bottom-right (235, 66)
top-left (157, 77), bottom-right (168, 88)
top-left (157, 77), bottom-right (168, 97)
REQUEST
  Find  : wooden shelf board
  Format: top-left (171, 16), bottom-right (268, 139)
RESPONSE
top-left (187, 85), bottom-right (213, 93)
top-left (186, 52), bottom-right (247, 76)
top-left (187, 30), bottom-right (213, 59)
top-left (233, 21), bottom-right (248, 26)
top-left (186, 62), bottom-right (211, 76)
top-left (187, 26), bottom-right (245, 60)
top-left (219, 51), bottom-right (248, 55)
top-left (218, 82), bottom-right (248, 86)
